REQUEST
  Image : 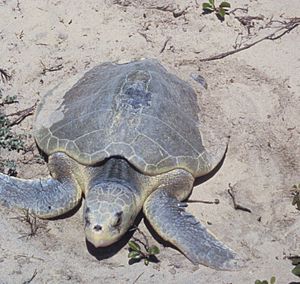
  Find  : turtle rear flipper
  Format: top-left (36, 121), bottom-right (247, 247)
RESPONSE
top-left (0, 173), bottom-right (81, 218)
top-left (143, 189), bottom-right (244, 270)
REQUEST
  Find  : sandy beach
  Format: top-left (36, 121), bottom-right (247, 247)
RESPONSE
top-left (0, 0), bottom-right (299, 283)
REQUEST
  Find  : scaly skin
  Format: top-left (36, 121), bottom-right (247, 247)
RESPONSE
top-left (0, 153), bottom-right (243, 269)
top-left (143, 189), bottom-right (243, 270)
top-left (0, 153), bottom-right (82, 218)
top-left (0, 60), bottom-right (243, 270)
top-left (82, 160), bottom-right (195, 247)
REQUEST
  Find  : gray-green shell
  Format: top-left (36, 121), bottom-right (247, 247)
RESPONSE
top-left (34, 59), bottom-right (211, 176)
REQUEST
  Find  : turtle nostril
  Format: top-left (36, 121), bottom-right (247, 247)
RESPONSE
top-left (93, 224), bottom-right (102, 231)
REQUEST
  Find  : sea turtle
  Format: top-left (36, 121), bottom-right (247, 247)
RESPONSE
top-left (0, 59), bottom-right (242, 270)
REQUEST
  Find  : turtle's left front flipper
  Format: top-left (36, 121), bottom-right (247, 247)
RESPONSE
top-left (143, 189), bottom-right (244, 270)
top-left (0, 173), bottom-right (81, 218)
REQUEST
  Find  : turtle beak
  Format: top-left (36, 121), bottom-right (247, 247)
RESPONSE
top-left (85, 225), bottom-right (120, 247)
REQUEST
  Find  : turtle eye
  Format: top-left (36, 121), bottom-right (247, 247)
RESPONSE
top-left (113, 211), bottom-right (123, 227)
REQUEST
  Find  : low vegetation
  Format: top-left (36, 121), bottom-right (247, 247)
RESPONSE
top-left (0, 92), bottom-right (25, 175)
top-left (254, 276), bottom-right (276, 284)
top-left (202, 0), bottom-right (231, 20)
top-left (292, 183), bottom-right (300, 210)
top-left (289, 256), bottom-right (300, 278)
top-left (128, 228), bottom-right (160, 266)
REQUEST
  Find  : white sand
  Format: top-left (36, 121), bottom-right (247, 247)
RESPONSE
top-left (0, 0), bottom-right (299, 283)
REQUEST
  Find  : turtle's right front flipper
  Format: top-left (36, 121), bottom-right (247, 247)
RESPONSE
top-left (143, 189), bottom-right (244, 270)
top-left (0, 173), bottom-right (81, 218)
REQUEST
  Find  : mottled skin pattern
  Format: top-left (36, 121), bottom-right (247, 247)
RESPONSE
top-left (0, 59), bottom-right (242, 270)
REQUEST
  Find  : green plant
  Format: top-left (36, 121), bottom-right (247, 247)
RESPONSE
top-left (0, 94), bottom-right (24, 152)
top-left (128, 240), bottom-right (160, 265)
top-left (289, 256), bottom-right (300, 277)
top-left (2, 160), bottom-right (17, 176)
top-left (13, 209), bottom-right (47, 238)
top-left (2, 95), bottom-right (17, 105)
top-left (292, 183), bottom-right (300, 210)
top-left (0, 94), bottom-right (26, 175)
top-left (254, 276), bottom-right (276, 284)
top-left (0, 112), bottom-right (25, 151)
top-left (127, 227), bottom-right (160, 265)
top-left (202, 0), bottom-right (231, 20)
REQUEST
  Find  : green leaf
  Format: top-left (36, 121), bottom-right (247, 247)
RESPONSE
top-left (219, 1), bottom-right (231, 8)
top-left (218, 7), bottom-right (225, 18)
top-left (291, 257), bottom-right (300, 265)
top-left (128, 251), bottom-right (141, 259)
top-left (208, 0), bottom-right (215, 5)
top-left (128, 241), bottom-right (141, 252)
top-left (255, 281), bottom-right (262, 284)
top-left (202, 3), bottom-right (214, 11)
top-left (270, 276), bottom-right (276, 284)
top-left (292, 264), bottom-right (300, 277)
top-left (144, 258), bottom-right (149, 266)
top-left (261, 281), bottom-right (268, 284)
top-left (148, 245), bottom-right (160, 255)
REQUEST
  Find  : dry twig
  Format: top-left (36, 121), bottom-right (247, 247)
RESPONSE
top-left (22, 270), bottom-right (37, 284)
top-left (148, 4), bottom-right (176, 13)
top-left (148, 4), bottom-right (188, 18)
top-left (159, 36), bottom-right (171, 53)
top-left (7, 102), bottom-right (37, 127)
top-left (235, 15), bottom-right (264, 34)
top-left (137, 31), bottom-right (153, 43)
top-left (132, 272), bottom-right (145, 284)
top-left (229, 7), bottom-right (248, 15)
top-left (188, 198), bottom-right (219, 204)
top-left (0, 68), bottom-right (11, 83)
top-left (40, 61), bottom-right (63, 74)
top-left (200, 17), bottom-right (300, 62)
top-left (227, 183), bottom-right (252, 213)
top-left (130, 226), bottom-right (150, 250)
top-left (12, 210), bottom-right (47, 238)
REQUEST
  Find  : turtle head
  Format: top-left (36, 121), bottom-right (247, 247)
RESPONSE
top-left (84, 181), bottom-right (138, 247)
